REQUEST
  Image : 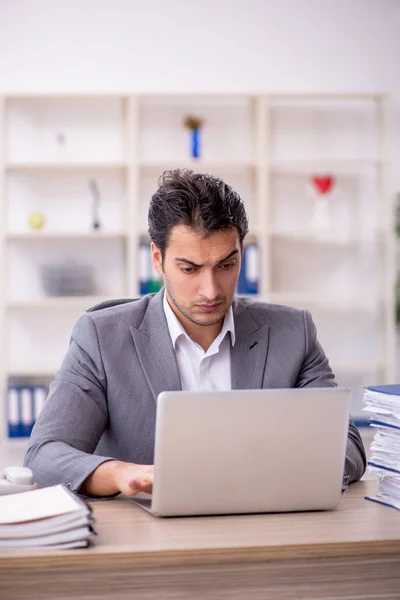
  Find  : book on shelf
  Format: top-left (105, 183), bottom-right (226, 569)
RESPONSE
top-left (8, 385), bottom-right (48, 438)
top-left (139, 243), bottom-right (163, 295)
top-left (0, 484), bottom-right (96, 550)
top-left (363, 384), bottom-right (400, 510)
top-left (237, 243), bottom-right (259, 295)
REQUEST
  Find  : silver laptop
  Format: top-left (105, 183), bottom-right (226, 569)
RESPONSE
top-left (132, 387), bottom-right (350, 517)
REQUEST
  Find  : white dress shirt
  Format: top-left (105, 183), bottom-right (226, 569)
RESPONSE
top-left (163, 292), bottom-right (235, 391)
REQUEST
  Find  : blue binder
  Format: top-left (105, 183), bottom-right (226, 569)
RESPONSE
top-left (8, 385), bottom-right (48, 438)
top-left (237, 244), bottom-right (259, 294)
top-left (367, 385), bottom-right (400, 396)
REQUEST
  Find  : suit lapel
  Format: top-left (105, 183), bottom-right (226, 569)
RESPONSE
top-left (130, 293), bottom-right (270, 398)
top-left (129, 291), bottom-right (181, 402)
top-left (231, 298), bottom-right (270, 390)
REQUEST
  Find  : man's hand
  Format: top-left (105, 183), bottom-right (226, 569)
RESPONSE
top-left (80, 460), bottom-right (154, 498)
top-left (113, 462), bottom-right (154, 497)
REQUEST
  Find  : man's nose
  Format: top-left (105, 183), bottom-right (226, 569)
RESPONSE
top-left (198, 272), bottom-right (221, 300)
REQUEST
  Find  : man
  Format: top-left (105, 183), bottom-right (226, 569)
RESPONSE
top-left (24, 169), bottom-right (366, 497)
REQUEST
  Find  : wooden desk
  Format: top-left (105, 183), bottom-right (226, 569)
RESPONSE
top-left (0, 480), bottom-right (399, 600)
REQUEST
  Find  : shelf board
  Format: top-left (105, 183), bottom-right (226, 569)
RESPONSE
top-left (237, 293), bottom-right (378, 314)
top-left (139, 160), bottom-right (256, 171)
top-left (268, 93), bottom-right (385, 101)
top-left (7, 296), bottom-right (117, 310)
top-left (6, 232), bottom-right (128, 241)
top-left (270, 159), bottom-right (384, 173)
top-left (0, 439), bottom-right (30, 470)
top-left (6, 93), bottom-right (129, 100)
top-left (5, 358), bottom-right (383, 380)
top-left (139, 230), bottom-right (261, 242)
top-left (270, 231), bottom-right (358, 249)
top-left (5, 161), bottom-right (128, 170)
top-left (237, 294), bottom-right (266, 301)
top-left (5, 93), bottom-right (383, 100)
top-left (330, 359), bottom-right (384, 373)
top-left (268, 293), bottom-right (377, 313)
top-left (7, 366), bottom-right (57, 378)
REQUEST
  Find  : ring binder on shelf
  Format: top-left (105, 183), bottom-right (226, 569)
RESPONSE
top-left (237, 243), bottom-right (259, 295)
top-left (7, 385), bottom-right (48, 439)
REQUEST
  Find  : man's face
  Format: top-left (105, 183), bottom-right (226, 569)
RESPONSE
top-left (151, 225), bottom-right (242, 329)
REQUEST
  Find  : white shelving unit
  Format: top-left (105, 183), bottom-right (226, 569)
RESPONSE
top-left (7, 297), bottom-right (115, 310)
top-left (0, 92), bottom-right (396, 441)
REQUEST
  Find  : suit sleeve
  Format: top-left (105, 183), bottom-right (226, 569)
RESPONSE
top-left (24, 313), bottom-right (116, 493)
top-left (295, 310), bottom-right (367, 484)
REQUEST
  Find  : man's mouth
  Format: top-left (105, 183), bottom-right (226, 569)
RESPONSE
top-left (196, 302), bottom-right (223, 312)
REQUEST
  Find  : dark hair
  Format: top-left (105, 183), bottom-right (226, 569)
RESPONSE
top-left (148, 169), bottom-right (249, 258)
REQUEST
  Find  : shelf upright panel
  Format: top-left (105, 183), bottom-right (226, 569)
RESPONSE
top-left (125, 96), bottom-right (141, 297)
top-left (5, 161), bottom-right (128, 170)
top-left (0, 96), bottom-right (7, 442)
top-left (377, 95), bottom-right (397, 382)
top-left (254, 95), bottom-right (270, 297)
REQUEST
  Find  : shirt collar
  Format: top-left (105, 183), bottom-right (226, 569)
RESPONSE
top-left (163, 291), bottom-right (236, 349)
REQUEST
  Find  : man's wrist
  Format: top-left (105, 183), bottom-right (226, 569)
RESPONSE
top-left (81, 459), bottom-right (125, 497)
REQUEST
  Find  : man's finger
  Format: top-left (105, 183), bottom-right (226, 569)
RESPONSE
top-left (128, 475), bottom-right (152, 492)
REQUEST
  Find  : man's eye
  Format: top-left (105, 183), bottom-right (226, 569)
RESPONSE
top-left (181, 267), bottom-right (196, 274)
top-left (220, 262), bottom-right (235, 270)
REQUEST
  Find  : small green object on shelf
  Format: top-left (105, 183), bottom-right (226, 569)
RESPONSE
top-left (148, 278), bottom-right (163, 293)
top-left (28, 212), bottom-right (46, 231)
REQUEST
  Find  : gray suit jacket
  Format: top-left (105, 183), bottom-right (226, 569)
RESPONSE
top-left (25, 290), bottom-right (366, 493)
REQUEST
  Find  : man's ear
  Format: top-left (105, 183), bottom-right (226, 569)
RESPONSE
top-left (151, 242), bottom-right (163, 276)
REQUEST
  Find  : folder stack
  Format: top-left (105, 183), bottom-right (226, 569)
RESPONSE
top-left (363, 384), bottom-right (400, 510)
top-left (0, 485), bottom-right (96, 550)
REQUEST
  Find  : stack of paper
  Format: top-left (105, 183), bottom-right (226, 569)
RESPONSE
top-left (363, 384), bottom-right (400, 510)
top-left (0, 484), bottom-right (96, 549)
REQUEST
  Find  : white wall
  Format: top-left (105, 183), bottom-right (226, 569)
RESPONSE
top-left (1, 0), bottom-right (399, 182)
top-left (0, 0), bottom-right (398, 93)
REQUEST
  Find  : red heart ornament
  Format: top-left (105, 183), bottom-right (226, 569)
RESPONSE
top-left (311, 175), bottom-right (335, 195)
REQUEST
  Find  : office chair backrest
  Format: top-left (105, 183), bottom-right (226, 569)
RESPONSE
top-left (86, 298), bottom-right (137, 313)
top-left (68, 298), bottom-right (138, 345)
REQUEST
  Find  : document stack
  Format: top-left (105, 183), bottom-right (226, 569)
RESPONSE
top-left (0, 484), bottom-right (96, 550)
top-left (363, 384), bottom-right (400, 510)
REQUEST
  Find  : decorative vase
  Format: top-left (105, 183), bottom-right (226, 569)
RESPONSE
top-left (310, 175), bottom-right (335, 236)
top-left (191, 128), bottom-right (201, 159)
top-left (310, 197), bottom-right (332, 233)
